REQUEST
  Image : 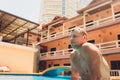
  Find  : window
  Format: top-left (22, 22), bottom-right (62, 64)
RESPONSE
top-left (115, 11), bottom-right (120, 19)
top-left (68, 26), bottom-right (76, 32)
top-left (40, 46), bottom-right (47, 53)
top-left (64, 63), bottom-right (70, 66)
top-left (51, 32), bottom-right (56, 37)
top-left (118, 34), bottom-right (120, 46)
top-left (111, 60), bottom-right (120, 70)
top-left (50, 47), bottom-right (56, 55)
top-left (86, 20), bottom-right (94, 27)
top-left (87, 40), bottom-right (95, 44)
top-left (54, 64), bottom-right (59, 66)
top-left (68, 26), bottom-right (75, 30)
top-left (48, 64), bottom-right (52, 68)
top-left (50, 47), bottom-right (56, 51)
top-left (36, 37), bottom-right (40, 42)
top-left (68, 44), bottom-right (73, 52)
top-left (68, 44), bottom-right (72, 49)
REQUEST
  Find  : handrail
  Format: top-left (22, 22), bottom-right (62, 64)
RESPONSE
top-left (86, 16), bottom-right (113, 30)
top-left (40, 48), bottom-right (73, 57)
top-left (110, 70), bottom-right (120, 76)
top-left (96, 40), bottom-right (120, 49)
top-left (40, 40), bottom-right (120, 58)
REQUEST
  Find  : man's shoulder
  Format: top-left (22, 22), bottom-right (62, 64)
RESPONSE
top-left (82, 42), bottom-right (95, 48)
top-left (82, 42), bottom-right (99, 51)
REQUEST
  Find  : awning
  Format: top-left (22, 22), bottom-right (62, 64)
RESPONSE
top-left (0, 10), bottom-right (39, 42)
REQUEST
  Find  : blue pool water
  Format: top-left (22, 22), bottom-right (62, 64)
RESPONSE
top-left (0, 74), bottom-right (71, 80)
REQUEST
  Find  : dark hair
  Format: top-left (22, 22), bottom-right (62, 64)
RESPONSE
top-left (71, 27), bottom-right (87, 36)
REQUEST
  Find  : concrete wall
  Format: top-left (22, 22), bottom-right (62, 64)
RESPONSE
top-left (0, 42), bottom-right (37, 73)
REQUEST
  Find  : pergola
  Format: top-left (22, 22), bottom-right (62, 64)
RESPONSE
top-left (0, 10), bottom-right (39, 43)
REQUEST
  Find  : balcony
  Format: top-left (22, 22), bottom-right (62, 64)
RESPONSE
top-left (40, 48), bottom-right (73, 60)
top-left (110, 70), bottom-right (120, 80)
top-left (38, 11), bottom-right (120, 44)
top-left (39, 28), bottom-right (75, 44)
top-left (86, 12), bottom-right (120, 31)
top-left (96, 40), bottom-right (120, 49)
top-left (40, 40), bottom-right (120, 60)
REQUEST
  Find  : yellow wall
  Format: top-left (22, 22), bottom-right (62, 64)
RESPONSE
top-left (0, 42), bottom-right (37, 73)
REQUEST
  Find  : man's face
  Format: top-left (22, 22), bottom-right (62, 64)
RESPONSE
top-left (70, 30), bottom-right (85, 48)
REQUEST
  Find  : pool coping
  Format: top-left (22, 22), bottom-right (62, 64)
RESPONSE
top-left (0, 72), bottom-right (42, 76)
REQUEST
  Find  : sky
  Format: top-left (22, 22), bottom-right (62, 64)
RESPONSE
top-left (0, 0), bottom-right (42, 24)
top-left (0, 0), bottom-right (92, 24)
top-left (79, 0), bottom-right (92, 9)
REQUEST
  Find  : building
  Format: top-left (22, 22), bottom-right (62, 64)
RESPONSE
top-left (42, 0), bottom-right (81, 22)
top-left (37, 0), bottom-right (120, 79)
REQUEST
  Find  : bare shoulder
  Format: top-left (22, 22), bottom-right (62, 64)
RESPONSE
top-left (82, 42), bottom-right (100, 55)
top-left (83, 42), bottom-right (96, 47)
top-left (82, 42), bottom-right (99, 51)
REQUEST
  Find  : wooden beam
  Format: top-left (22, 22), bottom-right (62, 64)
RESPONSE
top-left (0, 18), bottom-right (17, 32)
top-left (3, 22), bottom-right (28, 38)
top-left (7, 25), bottom-right (39, 42)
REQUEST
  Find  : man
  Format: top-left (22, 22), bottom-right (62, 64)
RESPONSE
top-left (70, 27), bottom-right (110, 80)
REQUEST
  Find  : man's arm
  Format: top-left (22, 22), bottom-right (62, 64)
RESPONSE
top-left (70, 52), bottom-right (79, 80)
top-left (71, 69), bottom-right (79, 80)
top-left (83, 44), bottom-right (101, 80)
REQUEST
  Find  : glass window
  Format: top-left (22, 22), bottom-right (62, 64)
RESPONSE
top-left (68, 44), bottom-right (72, 49)
top-left (50, 47), bottom-right (56, 51)
top-left (87, 40), bottom-right (95, 44)
top-left (111, 60), bottom-right (120, 70)
top-left (64, 63), bottom-right (71, 66)
top-left (48, 64), bottom-right (52, 68)
top-left (118, 34), bottom-right (120, 46)
top-left (54, 64), bottom-right (59, 66)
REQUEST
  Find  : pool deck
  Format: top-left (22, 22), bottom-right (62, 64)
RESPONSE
top-left (0, 72), bottom-right (41, 76)
top-left (0, 72), bottom-right (120, 80)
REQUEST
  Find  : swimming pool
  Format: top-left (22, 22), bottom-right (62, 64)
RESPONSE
top-left (0, 74), bottom-right (71, 80)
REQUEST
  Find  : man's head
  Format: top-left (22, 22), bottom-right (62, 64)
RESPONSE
top-left (70, 27), bottom-right (87, 48)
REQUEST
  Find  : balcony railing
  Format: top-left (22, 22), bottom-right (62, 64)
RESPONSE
top-left (86, 13), bottom-right (120, 30)
top-left (40, 40), bottom-right (120, 58)
top-left (40, 28), bottom-right (76, 43)
top-left (40, 48), bottom-right (73, 58)
top-left (39, 12), bottom-right (120, 43)
top-left (110, 70), bottom-right (120, 76)
top-left (96, 40), bottom-right (120, 49)
top-left (110, 70), bottom-right (120, 80)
